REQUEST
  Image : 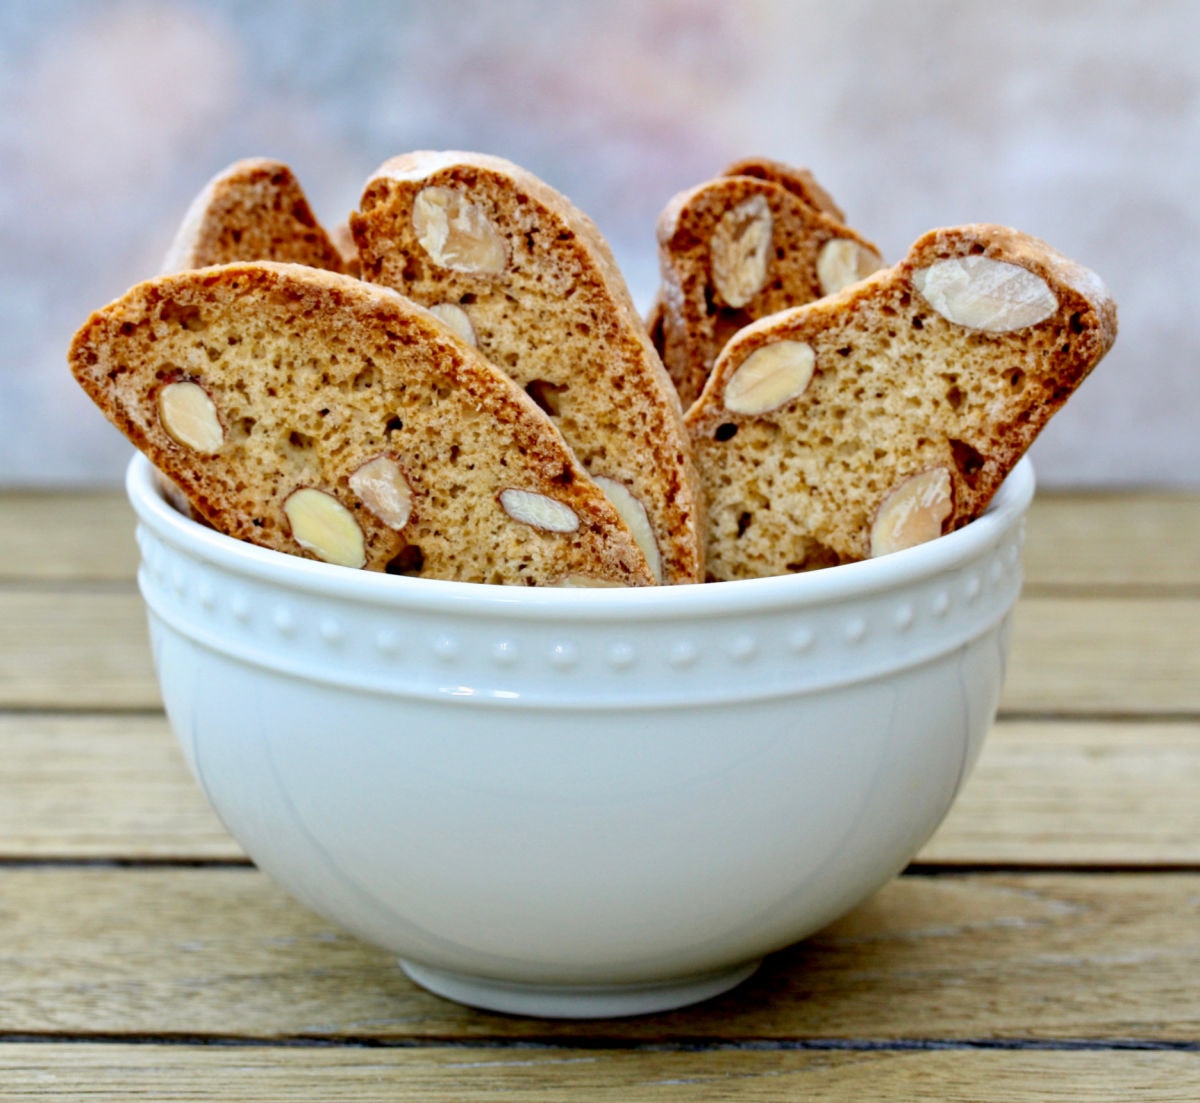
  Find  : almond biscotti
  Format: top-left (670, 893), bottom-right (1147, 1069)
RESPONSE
top-left (349, 150), bottom-right (704, 585)
top-left (161, 158), bottom-right (347, 274)
top-left (644, 159), bottom-right (843, 354)
top-left (656, 168), bottom-right (883, 409)
top-left (719, 156), bottom-right (847, 221)
top-left (68, 262), bottom-right (656, 587)
top-left (644, 159), bottom-right (845, 365)
top-left (686, 224), bottom-right (1118, 581)
top-left (329, 221), bottom-right (362, 277)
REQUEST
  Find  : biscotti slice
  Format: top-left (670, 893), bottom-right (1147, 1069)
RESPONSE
top-left (329, 221), bottom-right (362, 277)
top-left (656, 172), bottom-right (883, 409)
top-left (687, 224), bottom-right (1118, 581)
top-left (720, 156), bottom-right (846, 221)
top-left (161, 158), bottom-right (346, 274)
top-left (644, 160), bottom-right (843, 358)
top-left (350, 150), bottom-right (704, 585)
top-left (68, 262), bottom-right (655, 587)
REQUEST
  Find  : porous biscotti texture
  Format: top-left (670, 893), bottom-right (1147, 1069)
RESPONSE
top-left (350, 150), bottom-right (704, 585)
top-left (656, 170), bottom-right (883, 409)
top-left (161, 159), bottom-right (346, 274)
top-left (644, 160), bottom-right (844, 358)
top-left (68, 262), bottom-right (655, 586)
top-left (687, 224), bottom-right (1118, 581)
top-left (329, 221), bottom-right (362, 277)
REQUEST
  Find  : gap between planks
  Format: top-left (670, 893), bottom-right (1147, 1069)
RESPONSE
top-left (1, 1032), bottom-right (1199, 1052)
top-left (5, 868), bottom-right (1200, 1044)
top-left (1, 1043), bottom-right (1199, 1103)
top-left (5, 714), bottom-right (1200, 866)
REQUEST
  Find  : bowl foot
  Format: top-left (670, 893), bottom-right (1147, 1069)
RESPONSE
top-left (398, 957), bottom-right (762, 1019)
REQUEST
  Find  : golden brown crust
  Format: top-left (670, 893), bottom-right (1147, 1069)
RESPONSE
top-left (68, 262), bottom-right (655, 586)
top-left (350, 150), bottom-right (704, 584)
top-left (161, 159), bottom-right (346, 275)
top-left (655, 173), bottom-right (883, 409)
top-left (686, 223), bottom-right (1118, 580)
top-left (720, 157), bottom-right (846, 221)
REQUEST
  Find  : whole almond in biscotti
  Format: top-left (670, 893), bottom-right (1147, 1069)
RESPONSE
top-left (68, 262), bottom-right (655, 587)
top-left (655, 169), bottom-right (883, 409)
top-left (644, 159), bottom-right (846, 355)
top-left (161, 158), bottom-right (347, 274)
top-left (687, 224), bottom-right (1118, 581)
top-left (350, 150), bottom-right (704, 585)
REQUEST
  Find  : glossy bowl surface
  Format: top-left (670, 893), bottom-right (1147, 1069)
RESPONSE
top-left (127, 452), bottom-right (1034, 1018)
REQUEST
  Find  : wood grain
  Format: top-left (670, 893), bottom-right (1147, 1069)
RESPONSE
top-left (3, 589), bottom-right (1198, 714)
top-left (4, 867), bottom-right (1199, 1043)
top-left (0, 489), bottom-right (137, 581)
top-left (3, 487), bottom-right (1198, 1092)
top-left (1, 1045), bottom-right (1197, 1102)
top-left (1006, 597), bottom-right (1200, 715)
top-left (1024, 490), bottom-right (1200, 591)
top-left (6, 714), bottom-right (1199, 866)
top-left (922, 720), bottom-right (1200, 865)
top-left (0, 713), bottom-right (235, 859)
top-left (0, 589), bottom-right (156, 710)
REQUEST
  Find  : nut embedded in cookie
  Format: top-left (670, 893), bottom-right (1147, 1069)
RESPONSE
top-left (351, 150), bottom-right (705, 585)
top-left (67, 261), bottom-right (657, 586)
top-left (686, 223), bottom-right (1117, 579)
top-left (654, 166), bottom-right (883, 409)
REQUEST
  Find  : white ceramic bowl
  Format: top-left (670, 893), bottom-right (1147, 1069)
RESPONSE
top-left (127, 452), bottom-right (1033, 1018)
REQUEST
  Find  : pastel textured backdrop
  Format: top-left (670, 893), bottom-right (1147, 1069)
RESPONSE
top-left (1, 0), bottom-right (1193, 485)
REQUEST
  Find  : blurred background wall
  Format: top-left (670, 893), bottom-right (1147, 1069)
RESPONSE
top-left (1, 0), bottom-right (1193, 486)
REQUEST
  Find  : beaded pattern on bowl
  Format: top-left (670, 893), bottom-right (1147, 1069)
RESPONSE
top-left (135, 521), bottom-right (1025, 708)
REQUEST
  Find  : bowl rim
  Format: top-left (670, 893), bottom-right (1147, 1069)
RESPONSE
top-left (126, 452), bottom-right (1034, 622)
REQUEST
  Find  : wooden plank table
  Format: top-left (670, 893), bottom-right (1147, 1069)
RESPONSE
top-left (2, 486), bottom-right (1199, 1099)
